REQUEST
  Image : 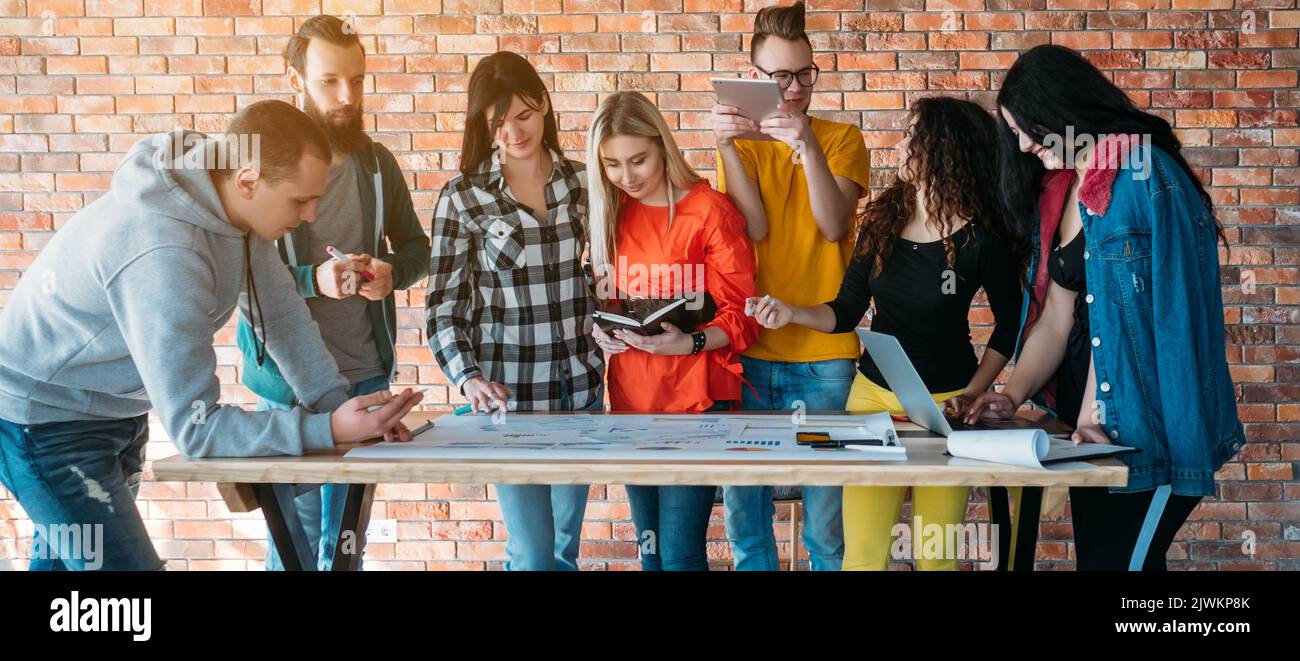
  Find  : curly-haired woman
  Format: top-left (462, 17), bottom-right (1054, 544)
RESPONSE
top-left (747, 97), bottom-right (1024, 570)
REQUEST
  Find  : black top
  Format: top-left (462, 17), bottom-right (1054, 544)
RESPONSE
top-left (825, 222), bottom-right (1023, 394)
top-left (1048, 229), bottom-right (1090, 426)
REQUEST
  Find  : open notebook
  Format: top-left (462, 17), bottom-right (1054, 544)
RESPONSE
top-left (593, 294), bottom-right (717, 336)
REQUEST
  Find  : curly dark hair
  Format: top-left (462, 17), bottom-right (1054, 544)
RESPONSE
top-left (855, 97), bottom-right (1022, 275)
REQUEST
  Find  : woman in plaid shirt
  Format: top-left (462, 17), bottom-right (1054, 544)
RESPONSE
top-left (426, 52), bottom-right (605, 571)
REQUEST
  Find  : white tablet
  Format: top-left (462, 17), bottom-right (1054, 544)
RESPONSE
top-left (711, 77), bottom-right (786, 142)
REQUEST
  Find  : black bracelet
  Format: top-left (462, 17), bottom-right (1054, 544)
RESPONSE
top-left (689, 330), bottom-right (707, 355)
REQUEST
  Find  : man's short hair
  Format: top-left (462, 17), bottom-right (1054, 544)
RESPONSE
top-left (282, 15), bottom-right (364, 76)
top-left (750, 1), bottom-right (811, 60)
top-left (217, 100), bottom-right (330, 185)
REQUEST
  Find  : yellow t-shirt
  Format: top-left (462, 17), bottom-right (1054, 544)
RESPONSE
top-left (716, 116), bottom-right (872, 362)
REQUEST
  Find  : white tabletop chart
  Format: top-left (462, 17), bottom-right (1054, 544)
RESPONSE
top-left (344, 412), bottom-right (908, 462)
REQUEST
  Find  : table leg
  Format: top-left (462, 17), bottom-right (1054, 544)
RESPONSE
top-left (329, 484), bottom-right (376, 571)
top-left (256, 483), bottom-right (317, 571)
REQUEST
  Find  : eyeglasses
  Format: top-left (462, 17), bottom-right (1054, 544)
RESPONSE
top-left (754, 64), bottom-right (820, 90)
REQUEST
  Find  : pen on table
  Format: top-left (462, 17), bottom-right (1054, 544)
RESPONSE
top-left (324, 245), bottom-right (375, 282)
top-left (810, 438), bottom-right (888, 449)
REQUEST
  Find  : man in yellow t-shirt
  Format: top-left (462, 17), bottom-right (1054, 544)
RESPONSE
top-left (711, 1), bottom-right (872, 571)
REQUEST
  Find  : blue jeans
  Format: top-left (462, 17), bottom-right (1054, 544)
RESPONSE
top-left (0, 414), bottom-right (162, 570)
top-left (494, 384), bottom-right (603, 571)
top-left (626, 484), bottom-right (717, 571)
top-left (495, 483), bottom-right (590, 571)
top-left (725, 356), bottom-right (854, 571)
top-left (625, 401), bottom-right (726, 571)
top-left (262, 374), bottom-right (390, 571)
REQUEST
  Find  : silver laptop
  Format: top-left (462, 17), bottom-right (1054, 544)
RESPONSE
top-left (857, 330), bottom-right (1045, 437)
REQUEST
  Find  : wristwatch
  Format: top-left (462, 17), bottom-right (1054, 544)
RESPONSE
top-left (689, 330), bottom-right (707, 355)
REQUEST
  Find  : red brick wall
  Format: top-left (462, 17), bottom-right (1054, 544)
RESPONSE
top-left (0, 0), bottom-right (1297, 570)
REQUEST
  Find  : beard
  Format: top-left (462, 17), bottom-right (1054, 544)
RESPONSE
top-left (303, 94), bottom-right (366, 156)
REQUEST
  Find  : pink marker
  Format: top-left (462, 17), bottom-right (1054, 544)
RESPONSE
top-left (325, 245), bottom-right (375, 282)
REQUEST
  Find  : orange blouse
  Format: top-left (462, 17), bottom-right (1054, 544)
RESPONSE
top-left (606, 180), bottom-right (759, 412)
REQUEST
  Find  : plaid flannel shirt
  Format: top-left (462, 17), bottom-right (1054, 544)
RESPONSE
top-left (426, 150), bottom-right (605, 411)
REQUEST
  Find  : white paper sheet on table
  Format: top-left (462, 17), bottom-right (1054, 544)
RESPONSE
top-left (946, 429), bottom-right (1051, 469)
top-left (946, 429), bottom-right (1133, 470)
top-left (834, 412), bottom-right (898, 444)
top-left (345, 413), bottom-right (908, 461)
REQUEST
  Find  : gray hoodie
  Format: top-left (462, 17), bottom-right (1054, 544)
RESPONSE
top-left (0, 130), bottom-right (350, 457)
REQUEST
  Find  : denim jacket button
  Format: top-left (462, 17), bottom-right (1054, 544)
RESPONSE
top-left (1100, 382), bottom-right (1111, 393)
top-left (1085, 293), bottom-right (1094, 304)
top-left (1092, 337), bottom-right (1101, 347)
top-left (1083, 250), bottom-right (1090, 260)
top-left (1109, 430), bottom-right (1119, 439)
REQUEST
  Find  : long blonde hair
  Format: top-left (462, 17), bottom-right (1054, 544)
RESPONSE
top-left (586, 91), bottom-right (702, 288)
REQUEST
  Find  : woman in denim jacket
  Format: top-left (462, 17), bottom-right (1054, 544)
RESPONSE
top-left (961, 45), bottom-right (1246, 570)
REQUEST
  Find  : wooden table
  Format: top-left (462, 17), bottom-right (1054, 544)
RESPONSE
top-left (151, 411), bottom-right (1127, 571)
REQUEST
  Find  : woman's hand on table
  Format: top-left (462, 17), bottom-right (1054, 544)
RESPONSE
top-left (959, 391), bottom-right (1020, 424)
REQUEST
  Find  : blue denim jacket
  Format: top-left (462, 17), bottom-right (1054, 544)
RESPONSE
top-left (1018, 141), bottom-right (1244, 497)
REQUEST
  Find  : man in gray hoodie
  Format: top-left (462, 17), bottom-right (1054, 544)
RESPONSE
top-left (0, 100), bottom-right (422, 570)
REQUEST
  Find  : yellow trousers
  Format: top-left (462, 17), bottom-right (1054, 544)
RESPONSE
top-left (842, 374), bottom-right (970, 571)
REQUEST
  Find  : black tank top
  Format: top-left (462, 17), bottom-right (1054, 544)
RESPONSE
top-left (1048, 230), bottom-right (1090, 426)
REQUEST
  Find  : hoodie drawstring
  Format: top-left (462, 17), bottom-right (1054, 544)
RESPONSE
top-left (243, 235), bottom-right (268, 367)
